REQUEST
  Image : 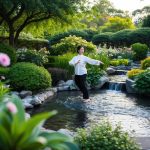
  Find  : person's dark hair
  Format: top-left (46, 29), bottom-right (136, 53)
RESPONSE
top-left (77, 45), bottom-right (84, 53)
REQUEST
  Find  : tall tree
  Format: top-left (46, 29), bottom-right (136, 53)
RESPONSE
top-left (100, 17), bottom-right (135, 32)
top-left (132, 6), bottom-right (150, 27)
top-left (80, 0), bottom-right (129, 30)
top-left (0, 0), bottom-right (84, 46)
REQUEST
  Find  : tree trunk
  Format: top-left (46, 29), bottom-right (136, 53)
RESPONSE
top-left (9, 26), bottom-right (15, 47)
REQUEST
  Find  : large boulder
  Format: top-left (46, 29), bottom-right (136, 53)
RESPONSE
top-left (126, 78), bottom-right (137, 94)
top-left (19, 90), bottom-right (32, 98)
top-left (106, 67), bottom-right (116, 75)
top-left (94, 76), bottom-right (109, 89)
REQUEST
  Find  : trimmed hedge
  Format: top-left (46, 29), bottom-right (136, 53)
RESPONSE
top-left (91, 28), bottom-right (150, 48)
top-left (131, 43), bottom-right (148, 61)
top-left (92, 32), bottom-right (113, 46)
top-left (8, 62), bottom-right (51, 91)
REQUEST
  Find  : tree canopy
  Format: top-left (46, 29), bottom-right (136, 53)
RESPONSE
top-left (0, 0), bottom-right (84, 46)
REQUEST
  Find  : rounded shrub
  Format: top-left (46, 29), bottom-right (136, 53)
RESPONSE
top-left (127, 69), bottom-right (144, 79)
top-left (128, 28), bottom-right (150, 47)
top-left (110, 29), bottom-right (133, 47)
top-left (92, 32), bottom-right (112, 46)
top-left (134, 70), bottom-right (150, 94)
top-left (141, 57), bottom-right (150, 69)
top-left (131, 43), bottom-right (148, 61)
top-left (8, 62), bottom-right (51, 91)
top-left (0, 42), bottom-right (17, 64)
top-left (51, 35), bottom-right (96, 55)
top-left (75, 122), bottom-right (140, 150)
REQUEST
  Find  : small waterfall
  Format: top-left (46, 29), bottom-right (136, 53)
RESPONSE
top-left (109, 82), bottom-right (125, 91)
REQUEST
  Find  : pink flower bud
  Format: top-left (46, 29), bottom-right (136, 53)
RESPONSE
top-left (0, 53), bottom-right (10, 67)
top-left (6, 102), bottom-right (18, 114)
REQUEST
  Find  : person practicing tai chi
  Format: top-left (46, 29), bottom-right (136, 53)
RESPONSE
top-left (69, 46), bottom-right (104, 102)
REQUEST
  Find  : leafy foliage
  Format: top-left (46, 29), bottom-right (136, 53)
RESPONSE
top-left (100, 17), bottom-right (135, 32)
top-left (0, 82), bottom-right (9, 101)
top-left (141, 57), bottom-right (150, 69)
top-left (0, 67), bottom-right (10, 77)
top-left (110, 59), bottom-right (129, 66)
top-left (51, 35), bottom-right (96, 55)
top-left (75, 122), bottom-right (140, 150)
top-left (131, 43), bottom-right (148, 61)
top-left (8, 62), bottom-right (52, 91)
top-left (0, 0), bottom-right (83, 45)
top-left (47, 53), bottom-right (75, 76)
top-left (134, 70), bottom-right (150, 94)
top-left (142, 15), bottom-right (150, 27)
top-left (127, 69), bottom-right (145, 79)
top-left (48, 30), bottom-right (89, 45)
top-left (87, 66), bottom-right (106, 87)
top-left (17, 48), bottom-right (49, 66)
top-left (92, 32), bottom-right (113, 46)
top-left (0, 95), bottom-right (79, 150)
top-left (88, 53), bottom-right (110, 70)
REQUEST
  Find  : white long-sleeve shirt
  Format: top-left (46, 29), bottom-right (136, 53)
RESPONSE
top-left (69, 55), bottom-right (101, 75)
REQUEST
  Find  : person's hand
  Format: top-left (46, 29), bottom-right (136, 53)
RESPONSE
top-left (75, 59), bottom-right (80, 65)
top-left (100, 61), bottom-right (104, 65)
top-left (99, 61), bottom-right (104, 69)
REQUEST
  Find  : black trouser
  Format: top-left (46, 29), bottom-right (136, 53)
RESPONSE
top-left (75, 74), bottom-right (89, 99)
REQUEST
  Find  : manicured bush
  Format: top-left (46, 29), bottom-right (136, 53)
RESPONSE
top-left (141, 57), bottom-right (150, 69)
top-left (48, 30), bottom-right (89, 45)
top-left (0, 42), bottom-right (17, 64)
top-left (48, 68), bottom-right (71, 86)
top-left (110, 59), bottom-right (129, 66)
top-left (131, 43), bottom-right (148, 61)
top-left (17, 47), bottom-right (49, 66)
top-left (51, 35), bottom-right (96, 55)
top-left (127, 69), bottom-right (145, 79)
top-left (110, 29), bottom-right (133, 47)
top-left (134, 70), bottom-right (150, 94)
top-left (128, 28), bottom-right (150, 47)
top-left (8, 62), bottom-right (52, 91)
top-left (92, 32), bottom-right (113, 46)
top-left (75, 122), bottom-right (140, 150)
top-left (83, 29), bottom-right (98, 41)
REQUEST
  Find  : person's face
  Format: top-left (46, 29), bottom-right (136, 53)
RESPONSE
top-left (79, 47), bottom-right (84, 54)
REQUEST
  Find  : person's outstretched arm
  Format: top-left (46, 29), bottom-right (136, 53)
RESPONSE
top-left (85, 56), bottom-right (103, 65)
top-left (69, 57), bottom-right (80, 66)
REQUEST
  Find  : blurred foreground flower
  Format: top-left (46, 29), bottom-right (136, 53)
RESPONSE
top-left (0, 53), bottom-right (10, 67)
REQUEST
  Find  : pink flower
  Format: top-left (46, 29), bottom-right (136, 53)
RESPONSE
top-left (0, 53), bottom-right (10, 67)
top-left (6, 102), bottom-right (18, 114)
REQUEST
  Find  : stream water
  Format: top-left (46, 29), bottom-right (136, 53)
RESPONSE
top-left (30, 90), bottom-right (150, 137)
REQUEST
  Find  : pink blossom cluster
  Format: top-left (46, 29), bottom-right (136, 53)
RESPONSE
top-left (0, 53), bottom-right (10, 67)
